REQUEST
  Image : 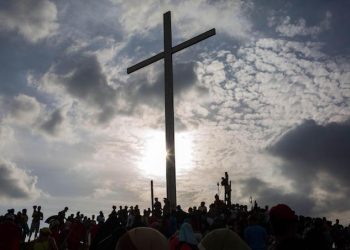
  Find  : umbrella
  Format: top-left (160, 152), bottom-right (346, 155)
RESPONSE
top-left (116, 227), bottom-right (168, 250)
top-left (198, 228), bottom-right (251, 250)
top-left (45, 215), bottom-right (58, 224)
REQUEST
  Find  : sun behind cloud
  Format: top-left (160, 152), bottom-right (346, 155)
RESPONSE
top-left (138, 130), bottom-right (194, 177)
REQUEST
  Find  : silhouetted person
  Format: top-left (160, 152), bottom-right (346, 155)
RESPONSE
top-left (29, 205), bottom-right (43, 241)
top-left (163, 198), bottom-right (170, 217)
top-left (109, 205), bottom-right (117, 218)
top-left (126, 208), bottom-right (135, 229)
top-left (97, 211), bottom-right (105, 225)
top-left (58, 206), bottom-right (68, 229)
top-left (5, 208), bottom-right (15, 221)
top-left (304, 218), bottom-right (332, 250)
top-left (90, 211), bottom-right (125, 250)
top-left (118, 206), bottom-right (123, 219)
top-left (331, 219), bottom-right (346, 250)
top-left (21, 208), bottom-right (29, 242)
top-left (91, 214), bottom-right (96, 224)
top-left (154, 197), bottom-right (162, 217)
top-left (75, 211), bottom-right (81, 222)
top-left (0, 214), bottom-right (21, 250)
top-left (269, 204), bottom-right (307, 250)
top-left (198, 201), bottom-right (207, 213)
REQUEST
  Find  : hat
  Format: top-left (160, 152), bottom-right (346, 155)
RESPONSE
top-left (40, 227), bottom-right (52, 235)
top-left (269, 204), bottom-right (296, 221)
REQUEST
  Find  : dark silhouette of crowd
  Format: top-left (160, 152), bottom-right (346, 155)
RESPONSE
top-left (1, 197), bottom-right (349, 250)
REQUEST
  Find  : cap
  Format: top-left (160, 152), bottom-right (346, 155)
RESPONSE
top-left (269, 204), bottom-right (296, 221)
top-left (40, 227), bottom-right (52, 235)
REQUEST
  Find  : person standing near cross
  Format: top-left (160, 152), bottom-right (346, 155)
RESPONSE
top-left (127, 11), bottom-right (215, 210)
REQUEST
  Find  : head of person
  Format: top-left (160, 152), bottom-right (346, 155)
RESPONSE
top-left (4, 213), bottom-right (15, 223)
top-left (39, 228), bottom-right (51, 240)
top-left (201, 201), bottom-right (205, 206)
top-left (22, 208), bottom-right (27, 214)
top-left (269, 204), bottom-right (297, 239)
top-left (179, 222), bottom-right (198, 245)
top-left (37, 206), bottom-right (41, 211)
top-left (64, 207), bottom-right (68, 212)
top-left (248, 214), bottom-right (258, 225)
top-left (33, 205), bottom-right (37, 210)
top-left (215, 194), bottom-right (219, 201)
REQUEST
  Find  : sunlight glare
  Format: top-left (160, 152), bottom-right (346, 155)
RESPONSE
top-left (138, 131), bottom-right (194, 177)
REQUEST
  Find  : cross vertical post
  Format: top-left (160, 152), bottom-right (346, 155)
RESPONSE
top-left (163, 12), bottom-right (177, 209)
top-left (127, 11), bottom-right (215, 211)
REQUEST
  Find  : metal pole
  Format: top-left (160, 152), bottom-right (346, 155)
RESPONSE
top-left (151, 180), bottom-right (154, 212)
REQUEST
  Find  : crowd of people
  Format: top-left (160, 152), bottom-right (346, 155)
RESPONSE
top-left (1, 195), bottom-right (350, 250)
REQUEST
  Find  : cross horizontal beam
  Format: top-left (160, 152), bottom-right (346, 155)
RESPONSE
top-left (172, 28), bottom-right (215, 54)
top-left (127, 28), bottom-right (216, 74)
top-left (127, 52), bottom-right (164, 74)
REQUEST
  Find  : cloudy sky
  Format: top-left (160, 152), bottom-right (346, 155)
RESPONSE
top-left (0, 0), bottom-right (349, 224)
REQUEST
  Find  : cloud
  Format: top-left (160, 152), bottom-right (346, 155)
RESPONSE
top-left (270, 119), bottom-right (350, 188)
top-left (36, 54), bottom-right (118, 124)
top-left (0, 0), bottom-right (58, 43)
top-left (39, 108), bottom-right (64, 136)
top-left (7, 94), bottom-right (42, 125)
top-left (32, 52), bottom-right (204, 131)
top-left (0, 158), bottom-right (41, 200)
top-left (114, 0), bottom-right (252, 39)
top-left (269, 119), bottom-right (350, 215)
top-left (239, 177), bottom-right (315, 215)
top-left (189, 38), bottom-right (350, 218)
top-left (273, 11), bottom-right (332, 38)
top-left (1, 95), bottom-right (74, 141)
top-left (126, 61), bottom-right (201, 107)
top-left (122, 60), bottom-right (210, 131)
top-left (52, 0), bottom-right (123, 51)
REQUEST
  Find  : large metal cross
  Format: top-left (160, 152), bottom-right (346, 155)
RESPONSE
top-left (127, 11), bottom-right (215, 210)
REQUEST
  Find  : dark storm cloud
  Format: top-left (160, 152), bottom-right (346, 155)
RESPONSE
top-left (52, 54), bottom-right (117, 123)
top-left (40, 109), bottom-right (64, 135)
top-left (267, 119), bottom-right (350, 215)
top-left (239, 177), bottom-right (315, 215)
top-left (123, 61), bottom-right (205, 130)
top-left (270, 119), bottom-right (350, 187)
top-left (0, 161), bottom-right (35, 199)
top-left (126, 61), bottom-right (203, 110)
